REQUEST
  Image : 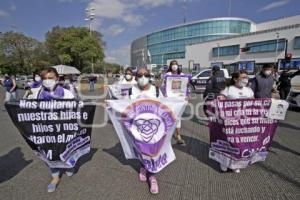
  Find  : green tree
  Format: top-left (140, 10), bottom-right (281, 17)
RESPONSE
top-left (0, 31), bottom-right (42, 74)
top-left (45, 26), bottom-right (105, 71)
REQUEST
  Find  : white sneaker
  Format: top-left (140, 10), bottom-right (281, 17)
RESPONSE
top-left (233, 169), bottom-right (240, 173)
top-left (220, 164), bottom-right (227, 172)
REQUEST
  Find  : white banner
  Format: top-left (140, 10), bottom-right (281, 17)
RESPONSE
top-left (106, 98), bottom-right (187, 173)
top-left (107, 84), bottom-right (133, 99)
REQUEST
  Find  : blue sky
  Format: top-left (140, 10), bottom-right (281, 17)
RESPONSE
top-left (0, 0), bottom-right (300, 65)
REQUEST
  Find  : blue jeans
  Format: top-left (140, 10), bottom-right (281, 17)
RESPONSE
top-left (50, 168), bottom-right (74, 177)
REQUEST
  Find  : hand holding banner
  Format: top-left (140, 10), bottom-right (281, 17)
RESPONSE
top-left (5, 100), bottom-right (96, 168)
top-left (163, 75), bottom-right (192, 97)
top-left (106, 98), bottom-right (187, 173)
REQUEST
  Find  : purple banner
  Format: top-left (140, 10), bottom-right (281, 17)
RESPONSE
top-left (208, 98), bottom-right (278, 169)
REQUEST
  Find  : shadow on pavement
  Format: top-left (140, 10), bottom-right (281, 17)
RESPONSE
top-left (173, 135), bottom-right (220, 172)
top-left (257, 162), bottom-right (300, 188)
top-left (73, 148), bottom-right (98, 174)
top-left (103, 143), bottom-right (140, 172)
top-left (271, 141), bottom-right (300, 156)
top-left (278, 121), bottom-right (300, 131)
top-left (0, 147), bottom-right (33, 183)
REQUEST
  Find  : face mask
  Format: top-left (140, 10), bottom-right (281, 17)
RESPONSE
top-left (43, 79), bottom-right (57, 90)
top-left (238, 79), bottom-right (248, 87)
top-left (264, 70), bottom-right (272, 76)
top-left (125, 74), bottom-right (132, 81)
top-left (137, 76), bottom-right (149, 87)
top-left (171, 65), bottom-right (178, 71)
top-left (35, 76), bottom-right (41, 82)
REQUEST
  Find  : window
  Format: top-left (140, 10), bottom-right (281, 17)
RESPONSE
top-left (212, 45), bottom-right (240, 57)
top-left (294, 36), bottom-right (300, 49)
top-left (245, 39), bottom-right (286, 53)
top-left (198, 70), bottom-right (211, 78)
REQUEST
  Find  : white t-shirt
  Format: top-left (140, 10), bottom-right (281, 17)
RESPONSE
top-left (221, 86), bottom-right (254, 99)
top-left (118, 78), bottom-right (137, 85)
top-left (27, 86), bottom-right (75, 99)
top-left (130, 84), bottom-right (163, 100)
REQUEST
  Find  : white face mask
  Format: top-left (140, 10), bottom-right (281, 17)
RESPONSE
top-left (43, 79), bottom-right (57, 90)
top-left (238, 79), bottom-right (248, 87)
top-left (138, 76), bottom-right (149, 87)
top-left (264, 70), bottom-right (272, 76)
top-left (35, 76), bottom-right (41, 82)
top-left (171, 65), bottom-right (178, 71)
top-left (125, 74), bottom-right (132, 81)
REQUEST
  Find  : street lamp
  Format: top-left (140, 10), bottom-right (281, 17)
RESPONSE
top-left (85, 7), bottom-right (95, 73)
top-left (275, 32), bottom-right (280, 67)
top-left (217, 43), bottom-right (220, 62)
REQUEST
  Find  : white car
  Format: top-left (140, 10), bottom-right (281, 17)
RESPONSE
top-left (286, 75), bottom-right (300, 108)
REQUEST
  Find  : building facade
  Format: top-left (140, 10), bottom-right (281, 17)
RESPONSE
top-left (131, 17), bottom-right (254, 67)
top-left (174, 15), bottom-right (300, 74)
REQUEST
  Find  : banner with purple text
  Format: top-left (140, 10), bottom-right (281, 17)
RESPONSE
top-left (106, 98), bottom-right (187, 173)
top-left (5, 100), bottom-right (96, 168)
top-left (208, 98), bottom-right (278, 169)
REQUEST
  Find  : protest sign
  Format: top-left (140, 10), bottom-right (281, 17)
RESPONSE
top-left (5, 100), bottom-right (96, 168)
top-left (266, 99), bottom-right (289, 120)
top-left (107, 84), bottom-right (133, 99)
top-left (106, 98), bottom-right (187, 173)
top-left (208, 98), bottom-right (278, 169)
top-left (163, 74), bottom-right (191, 97)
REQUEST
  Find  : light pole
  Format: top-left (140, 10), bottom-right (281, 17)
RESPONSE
top-left (217, 43), bottom-right (220, 62)
top-left (275, 32), bottom-right (279, 67)
top-left (85, 7), bottom-right (95, 73)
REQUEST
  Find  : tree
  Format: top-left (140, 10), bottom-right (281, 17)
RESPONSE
top-left (0, 31), bottom-right (42, 74)
top-left (45, 26), bottom-right (105, 70)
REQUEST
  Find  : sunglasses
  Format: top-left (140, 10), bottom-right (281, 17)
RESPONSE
top-left (136, 73), bottom-right (151, 78)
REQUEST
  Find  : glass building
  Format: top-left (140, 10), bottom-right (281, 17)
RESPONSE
top-left (131, 17), bottom-right (254, 67)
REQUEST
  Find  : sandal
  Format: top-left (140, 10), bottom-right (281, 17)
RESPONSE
top-left (139, 167), bottom-right (147, 182)
top-left (149, 176), bottom-right (159, 194)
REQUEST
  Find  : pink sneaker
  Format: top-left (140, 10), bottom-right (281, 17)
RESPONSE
top-left (149, 176), bottom-right (159, 194)
top-left (139, 167), bottom-right (147, 182)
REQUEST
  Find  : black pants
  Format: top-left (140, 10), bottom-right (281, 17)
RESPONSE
top-left (279, 87), bottom-right (291, 100)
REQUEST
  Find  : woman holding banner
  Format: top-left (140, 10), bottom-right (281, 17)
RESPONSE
top-left (118, 67), bottom-right (137, 85)
top-left (27, 67), bottom-right (75, 192)
top-left (219, 70), bottom-right (254, 173)
top-left (164, 60), bottom-right (185, 145)
top-left (130, 67), bottom-right (163, 194)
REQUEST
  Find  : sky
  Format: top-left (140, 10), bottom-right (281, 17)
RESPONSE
top-left (0, 0), bottom-right (300, 65)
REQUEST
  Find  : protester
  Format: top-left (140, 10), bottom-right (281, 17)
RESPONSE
top-left (23, 73), bottom-right (43, 98)
top-left (164, 60), bottom-right (185, 145)
top-left (27, 67), bottom-right (75, 192)
top-left (63, 75), bottom-right (78, 97)
top-left (203, 65), bottom-right (226, 116)
top-left (220, 70), bottom-right (254, 99)
top-left (88, 75), bottom-right (96, 92)
top-left (1, 74), bottom-right (17, 110)
top-left (219, 70), bottom-right (254, 173)
top-left (129, 67), bottom-right (163, 194)
top-left (250, 64), bottom-right (275, 98)
top-left (118, 67), bottom-right (137, 84)
top-left (277, 69), bottom-right (300, 100)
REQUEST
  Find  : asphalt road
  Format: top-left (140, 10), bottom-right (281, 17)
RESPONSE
top-left (0, 85), bottom-right (299, 200)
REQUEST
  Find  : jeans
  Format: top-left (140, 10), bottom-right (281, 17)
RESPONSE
top-left (5, 91), bottom-right (16, 102)
top-left (89, 81), bottom-right (95, 92)
top-left (50, 167), bottom-right (74, 177)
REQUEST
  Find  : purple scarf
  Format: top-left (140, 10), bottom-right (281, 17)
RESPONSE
top-left (31, 80), bottom-right (42, 89)
top-left (38, 85), bottom-right (65, 100)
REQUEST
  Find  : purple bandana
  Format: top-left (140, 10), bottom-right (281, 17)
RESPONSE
top-left (39, 85), bottom-right (65, 100)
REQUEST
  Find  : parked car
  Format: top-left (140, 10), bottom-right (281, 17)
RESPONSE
top-left (286, 74), bottom-right (300, 108)
top-left (189, 68), bottom-right (230, 93)
top-left (16, 75), bottom-right (33, 89)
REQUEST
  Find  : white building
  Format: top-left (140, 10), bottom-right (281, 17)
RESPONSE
top-left (170, 15), bottom-right (300, 74)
